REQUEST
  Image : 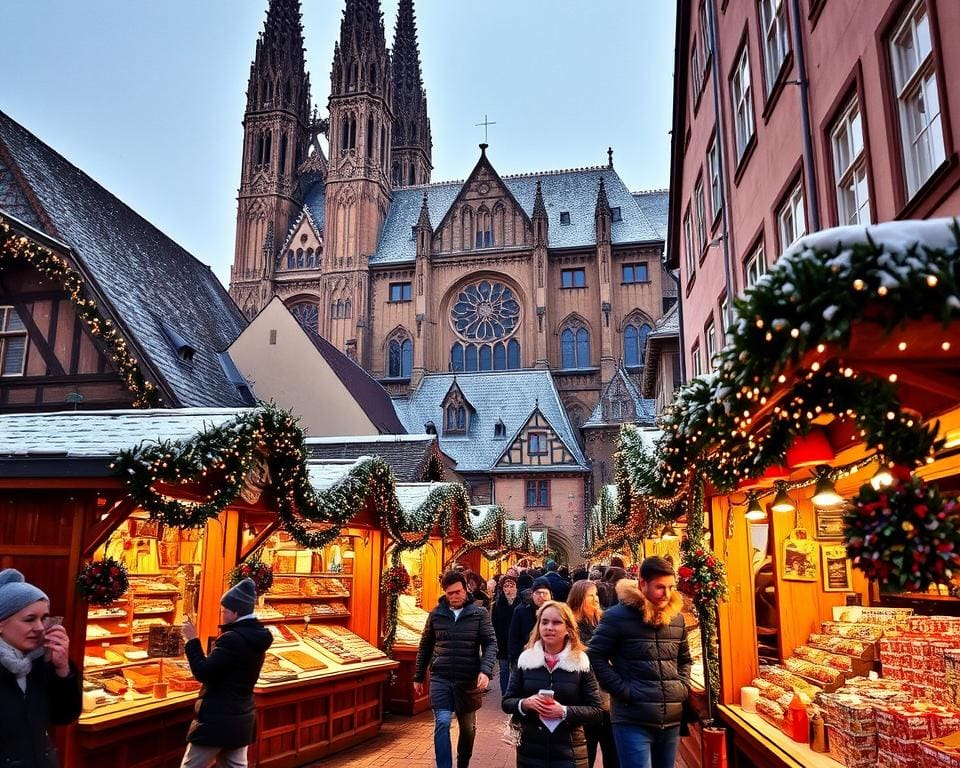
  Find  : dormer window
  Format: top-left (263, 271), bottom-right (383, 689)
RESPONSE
top-left (610, 207), bottom-right (622, 222)
top-left (527, 431), bottom-right (548, 456)
top-left (494, 419), bottom-right (506, 438)
top-left (445, 404), bottom-right (466, 433)
top-left (559, 212), bottom-right (571, 225)
top-left (160, 322), bottom-right (196, 364)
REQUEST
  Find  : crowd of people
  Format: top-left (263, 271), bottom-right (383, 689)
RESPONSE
top-left (414, 556), bottom-right (693, 768)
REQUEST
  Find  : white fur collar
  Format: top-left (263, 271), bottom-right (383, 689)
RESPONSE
top-left (517, 640), bottom-right (591, 672)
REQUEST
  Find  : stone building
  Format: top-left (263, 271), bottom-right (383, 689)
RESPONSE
top-left (228, 0), bottom-right (674, 532)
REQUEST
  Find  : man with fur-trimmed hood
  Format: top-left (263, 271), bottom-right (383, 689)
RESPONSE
top-left (586, 556), bottom-right (691, 768)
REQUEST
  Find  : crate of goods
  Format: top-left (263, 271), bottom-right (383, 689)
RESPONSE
top-left (920, 732), bottom-right (960, 768)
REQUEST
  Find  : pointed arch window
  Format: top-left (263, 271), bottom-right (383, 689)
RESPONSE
top-left (279, 133), bottom-right (288, 174)
top-left (624, 321), bottom-right (652, 369)
top-left (560, 321), bottom-right (591, 369)
top-left (507, 339), bottom-right (521, 369)
top-left (388, 335), bottom-right (413, 379)
top-left (450, 342), bottom-right (464, 372)
top-left (366, 115), bottom-right (375, 157)
top-left (344, 299), bottom-right (352, 318)
top-left (306, 248), bottom-right (314, 267)
top-left (476, 208), bottom-right (492, 248)
top-left (296, 248), bottom-right (304, 268)
top-left (493, 342), bottom-right (506, 371)
top-left (445, 404), bottom-right (466, 432)
top-left (287, 250), bottom-right (295, 269)
top-left (348, 61), bottom-right (359, 91)
top-left (369, 62), bottom-right (378, 89)
top-left (408, 165), bottom-right (416, 186)
top-left (341, 114), bottom-right (357, 152)
top-left (392, 161), bottom-right (402, 186)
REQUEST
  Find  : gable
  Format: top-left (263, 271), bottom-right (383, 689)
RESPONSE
top-left (276, 209), bottom-right (323, 273)
top-left (433, 152), bottom-right (532, 255)
top-left (496, 408), bottom-right (577, 468)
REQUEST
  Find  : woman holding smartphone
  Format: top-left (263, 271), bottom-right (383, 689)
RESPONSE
top-left (502, 600), bottom-right (602, 768)
top-left (0, 568), bottom-right (82, 768)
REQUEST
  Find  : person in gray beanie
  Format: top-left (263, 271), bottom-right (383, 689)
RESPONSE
top-left (179, 577), bottom-right (273, 768)
top-left (0, 568), bottom-right (81, 768)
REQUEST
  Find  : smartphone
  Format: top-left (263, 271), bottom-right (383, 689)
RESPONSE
top-left (537, 689), bottom-right (555, 699)
top-left (42, 616), bottom-right (63, 631)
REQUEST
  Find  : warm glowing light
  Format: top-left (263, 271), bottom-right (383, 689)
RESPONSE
top-left (771, 484), bottom-right (796, 513)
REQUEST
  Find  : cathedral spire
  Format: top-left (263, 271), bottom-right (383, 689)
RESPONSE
top-left (416, 191), bottom-right (433, 231)
top-left (390, 0), bottom-right (432, 187)
top-left (331, 0), bottom-right (390, 99)
top-left (532, 179), bottom-right (548, 247)
top-left (595, 177), bottom-right (612, 245)
top-left (247, 0), bottom-right (311, 123)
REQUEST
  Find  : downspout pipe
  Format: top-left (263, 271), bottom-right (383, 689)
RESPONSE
top-left (789, 0), bottom-right (821, 231)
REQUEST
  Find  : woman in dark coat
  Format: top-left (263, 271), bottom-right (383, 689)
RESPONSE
top-left (502, 600), bottom-right (603, 768)
top-left (0, 568), bottom-right (82, 768)
top-left (491, 573), bottom-right (519, 695)
top-left (567, 581), bottom-right (618, 768)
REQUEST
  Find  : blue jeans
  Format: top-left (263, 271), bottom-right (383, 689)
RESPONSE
top-left (613, 723), bottom-right (680, 768)
top-left (498, 659), bottom-right (512, 696)
top-left (433, 708), bottom-right (477, 768)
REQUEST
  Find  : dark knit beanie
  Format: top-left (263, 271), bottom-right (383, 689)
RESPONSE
top-left (221, 577), bottom-right (257, 615)
top-left (499, 574), bottom-right (518, 589)
top-left (531, 576), bottom-right (553, 595)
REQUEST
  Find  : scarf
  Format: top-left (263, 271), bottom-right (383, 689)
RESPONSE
top-left (0, 636), bottom-right (43, 693)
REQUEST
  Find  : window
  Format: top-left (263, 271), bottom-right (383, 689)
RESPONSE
top-left (290, 302), bottom-right (320, 332)
top-left (691, 38), bottom-right (703, 102)
top-left (691, 344), bottom-right (704, 378)
top-left (0, 306), bottom-right (27, 376)
top-left (451, 340), bottom-right (521, 372)
top-left (831, 99), bottom-right (871, 225)
top-left (890, 1), bottom-right (944, 198)
top-left (560, 326), bottom-right (591, 369)
top-left (622, 263), bottom-right (649, 284)
top-left (559, 211), bottom-right (571, 225)
top-left (561, 268), bottom-right (586, 289)
top-left (445, 404), bottom-right (467, 433)
top-left (528, 432), bottom-right (548, 456)
top-left (663, 296), bottom-right (678, 314)
top-left (719, 294), bottom-right (729, 339)
top-left (744, 243), bottom-right (767, 289)
top-left (388, 337), bottom-right (412, 378)
top-left (494, 419), bottom-right (506, 438)
top-left (389, 282), bottom-right (412, 302)
top-left (610, 207), bottom-right (622, 222)
top-left (526, 479), bottom-right (550, 507)
top-left (731, 45), bottom-right (755, 161)
top-left (707, 137), bottom-right (722, 218)
top-left (705, 318), bottom-right (717, 371)
top-left (683, 209), bottom-right (696, 280)
top-left (777, 184), bottom-right (806, 252)
top-left (624, 321), bottom-right (651, 369)
top-left (759, 0), bottom-right (789, 92)
top-left (695, 178), bottom-right (707, 252)
top-left (699, 2), bottom-right (711, 68)
top-left (476, 208), bottom-right (493, 248)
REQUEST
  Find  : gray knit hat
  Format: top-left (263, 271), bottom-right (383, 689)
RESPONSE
top-left (221, 577), bottom-right (257, 615)
top-left (0, 569), bottom-right (48, 621)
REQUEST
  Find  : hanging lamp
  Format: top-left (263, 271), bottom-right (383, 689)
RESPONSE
top-left (770, 482), bottom-right (796, 513)
top-left (811, 470), bottom-right (843, 507)
top-left (745, 494), bottom-right (767, 521)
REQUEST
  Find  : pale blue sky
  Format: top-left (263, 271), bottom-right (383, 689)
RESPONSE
top-left (1, 1), bottom-right (675, 285)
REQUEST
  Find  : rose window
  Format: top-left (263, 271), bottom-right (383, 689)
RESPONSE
top-left (450, 280), bottom-right (520, 340)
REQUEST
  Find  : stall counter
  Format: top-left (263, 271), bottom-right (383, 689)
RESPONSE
top-left (718, 704), bottom-right (839, 768)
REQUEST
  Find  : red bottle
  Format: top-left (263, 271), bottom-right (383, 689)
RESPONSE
top-left (786, 693), bottom-right (809, 743)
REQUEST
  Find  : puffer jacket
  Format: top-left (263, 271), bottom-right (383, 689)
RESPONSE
top-left (413, 595), bottom-right (497, 693)
top-left (491, 593), bottom-right (519, 661)
top-left (0, 658), bottom-right (81, 768)
top-left (502, 641), bottom-right (603, 768)
top-left (184, 617), bottom-right (274, 748)
top-left (586, 580), bottom-right (691, 728)
top-left (507, 601), bottom-right (538, 664)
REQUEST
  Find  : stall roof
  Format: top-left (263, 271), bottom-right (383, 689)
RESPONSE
top-left (306, 434), bottom-right (440, 482)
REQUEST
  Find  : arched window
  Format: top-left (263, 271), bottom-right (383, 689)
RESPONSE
top-left (624, 322), bottom-right (651, 369)
top-left (493, 342), bottom-right (506, 371)
top-left (451, 342), bottom-right (464, 372)
top-left (306, 248), bottom-right (314, 267)
top-left (344, 299), bottom-right (352, 318)
top-left (388, 337), bottom-right (413, 378)
top-left (507, 339), bottom-right (521, 369)
top-left (577, 328), bottom-right (590, 368)
top-left (561, 323), bottom-right (591, 369)
top-left (366, 115), bottom-right (374, 157)
top-left (479, 344), bottom-right (492, 371)
top-left (445, 405), bottom-right (466, 431)
top-left (369, 62), bottom-right (378, 89)
top-left (296, 248), bottom-right (304, 268)
top-left (287, 250), bottom-right (295, 269)
top-left (341, 114), bottom-right (356, 151)
top-left (330, 301), bottom-right (338, 319)
top-left (408, 165), bottom-right (416, 186)
top-left (279, 133), bottom-right (288, 174)
top-left (392, 162), bottom-right (402, 186)
top-left (476, 208), bottom-right (492, 248)
top-left (465, 344), bottom-right (478, 372)
top-left (289, 302), bottom-right (319, 333)
top-left (348, 61), bottom-right (358, 90)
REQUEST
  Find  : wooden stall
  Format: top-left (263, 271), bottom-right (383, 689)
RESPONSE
top-left (0, 408), bottom-right (409, 768)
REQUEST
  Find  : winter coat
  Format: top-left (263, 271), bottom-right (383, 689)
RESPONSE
top-left (491, 593), bottom-right (519, 661)
top-left (501, 641), bottom-right (603, 768)
top-left (413, 596), bottom-right (497, 711)
top-left (507, 601), bottom-right (538, 664)
top-left (184, 617), bottom-right (273, 748)
top-left (586, 580), bottom-right (691, 729)
top-left (0, 658), bottom-right (81, 768)
top-left (543, 571), bottom-right (570, 602)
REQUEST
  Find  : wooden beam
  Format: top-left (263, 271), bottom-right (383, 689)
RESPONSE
top-left (240, 518), bottom-right (280, 560)
top-left (82, 496), bottom-right (136, 557)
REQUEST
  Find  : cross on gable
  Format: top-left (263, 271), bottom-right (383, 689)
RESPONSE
top-left (475, 114), bottom-right (496, 143)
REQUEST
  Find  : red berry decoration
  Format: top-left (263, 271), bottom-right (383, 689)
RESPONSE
top-left (76, 557), bottom-right (129, 605)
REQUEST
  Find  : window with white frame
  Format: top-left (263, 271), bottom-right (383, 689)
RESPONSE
top-left (744, 244), bottom-right (767, 289)
top-left (759, 0), bottom-right (790, 92)
top-left (0, 306), bottom-right (27, 377)
top-left (777, 184), bottom-right (806, 252)
top-left (719, 295), bottom-right (729, 340)
top-left (705, 317), bottom-right (717, 371)
top-left (890, 1), bottom-right (944, 198)
top-left (707, 138), bottom-right (721, 218)
top-left (695, 178), bottom-right (707, 252)
top-left (731, 46), bottom-right (755, 160)
top-left (699, 1), bottom-right (711, 67)
top-left (692, 38), bottom-right (703, 101)
top-left (831, 99), bottom-right (871, 225)
top-left (684, 209), bottom-right (696, 280)
top-left (691, 344), bottom-right (704, 378)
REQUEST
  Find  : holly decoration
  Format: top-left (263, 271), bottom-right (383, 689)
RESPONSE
top-left (381, 564), bottom-right (411, 595)
top-left (76, 557), bottom-right (129, 605)
top-left (229, 554), bottom-right (274, 593)
top-left (678, 538), bottom-right (729, 612)
top-left (845, 471), bottom-right (960, 592)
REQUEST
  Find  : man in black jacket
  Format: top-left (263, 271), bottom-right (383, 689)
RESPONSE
top-left (414, 571), bottom-right (497, 768)
top-left (586, 556), bottom-right (691, 768)
top-left (507, 576), bottom-right (553, 665)
top-left (180, 577), bottom-right (273, 768)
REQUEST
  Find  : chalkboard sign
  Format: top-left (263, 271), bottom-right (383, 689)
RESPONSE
top-left (148, 626), bottom-right (184, 658)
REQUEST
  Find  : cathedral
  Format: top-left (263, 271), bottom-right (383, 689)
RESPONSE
top-left (229, 0), bottom-right (673, 510)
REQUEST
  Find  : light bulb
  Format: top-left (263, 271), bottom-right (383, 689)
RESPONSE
top-left (811, 474), bottom-right (843, 507)
top-left (770, 484), bottom-right (796, 514)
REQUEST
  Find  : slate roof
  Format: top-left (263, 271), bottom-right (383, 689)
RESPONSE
top-left (0, 408), bottom-right (250, 458)
top-left (641, 303), bottom-right (680, 399)
top-left (392, 371), bottom-right (587, 473)
top-left (299, 324), bottom-right (405, 434)
top-left (0, 110), bottom-right (249, 407)
top-left (303, 180), bottom-right (326, 233)
top-left (632, 189), bottom-right (669, 240)
top-left (374, 165), bottom-right (662, 264)
top-left (306, 434), bottom-right (439, 481)
top-left (583, 368), bottom-right (656, 428)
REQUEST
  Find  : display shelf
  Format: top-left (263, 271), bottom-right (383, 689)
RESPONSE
top-left (272, 572), bottom-right (354, 578)
top-left (85, 632), bottom-right (131, 641)
top-left (264, 593), bottom-right (351, 601)
top-left (261, 613), bottom-right (351, 624)
top-left (719, 704), bottom-right (840, 768)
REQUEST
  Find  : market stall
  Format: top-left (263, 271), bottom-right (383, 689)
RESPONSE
top-left (613, 219), bottom-right (960, 767)
top-left (0, 405), bottom-right (470, 768)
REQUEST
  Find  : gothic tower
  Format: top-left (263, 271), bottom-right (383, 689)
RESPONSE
top-left (390, 0), bottom-right (432, 187)
top-left (322, 0), bottom-right (393, 365)
top-left (230, 0), bottom-right (311, 319)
